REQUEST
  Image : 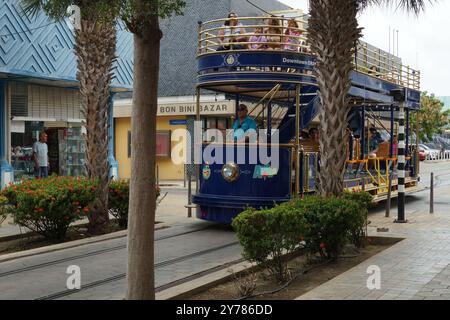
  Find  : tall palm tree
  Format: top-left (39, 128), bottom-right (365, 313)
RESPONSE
top-left (20, 0), bottom-right (117, 233)
top-left (307, 0), bottom-right (431, 197)
top-left (119, 0), bottom-right (185, 301)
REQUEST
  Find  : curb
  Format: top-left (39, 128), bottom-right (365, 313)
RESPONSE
top-left (156, 260), bottom-right (256, 300)
top-left (0, 223), bottom-right (169, 264)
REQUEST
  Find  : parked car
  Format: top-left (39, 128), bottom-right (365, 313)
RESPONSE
top-left (419, 144), bottom-right (440, 160)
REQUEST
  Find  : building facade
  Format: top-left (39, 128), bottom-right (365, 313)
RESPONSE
top-left (113, 0), bottom-right (291, 180)
top-left (0, 0), bottom-right (133, 188)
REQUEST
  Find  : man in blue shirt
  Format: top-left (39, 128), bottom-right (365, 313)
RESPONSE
top-left (233, 104), bottom-right (257, 140)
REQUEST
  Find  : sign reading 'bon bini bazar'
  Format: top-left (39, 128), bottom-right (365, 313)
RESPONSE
top-left (158, 102), bottom-right (235, 116)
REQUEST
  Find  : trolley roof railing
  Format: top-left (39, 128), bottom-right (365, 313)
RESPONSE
top-left (197, 16), bottom-right (420, 91)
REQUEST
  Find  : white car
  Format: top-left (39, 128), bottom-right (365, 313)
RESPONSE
top-left (418, 144), bottom-right (440, 160)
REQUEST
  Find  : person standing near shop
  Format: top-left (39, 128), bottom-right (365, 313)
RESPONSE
top-left (33, 132), bottom-right (49, 179)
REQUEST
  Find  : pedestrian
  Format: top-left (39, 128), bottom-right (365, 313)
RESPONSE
top-left (33, 132), bottom-right (49, 179)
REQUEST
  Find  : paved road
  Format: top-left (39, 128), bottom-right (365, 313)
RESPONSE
top-left (0, 222), bottom-right (240, 300)
top-left (0, 161), bottom-right (448, 300)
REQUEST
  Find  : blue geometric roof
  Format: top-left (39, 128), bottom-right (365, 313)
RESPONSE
top-left (0, 0), bottom-right (133, 90)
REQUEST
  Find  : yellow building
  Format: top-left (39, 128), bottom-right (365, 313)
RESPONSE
top-left (114, 96), bottom-right (235, 181)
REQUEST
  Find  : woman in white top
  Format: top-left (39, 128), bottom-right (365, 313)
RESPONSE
top-left (217, 12), bottom-right (247, 51)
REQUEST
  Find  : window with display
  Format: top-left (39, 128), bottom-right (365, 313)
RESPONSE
top-left (127, 130), bottom-right (172, 158)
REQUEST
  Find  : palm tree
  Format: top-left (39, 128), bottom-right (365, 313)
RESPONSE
top-left (307, 0), bottom-right (431, 197)
top-left (20, 0), bottom-right (117, 234)
top-left (118, 0), bottom-right (185, 300)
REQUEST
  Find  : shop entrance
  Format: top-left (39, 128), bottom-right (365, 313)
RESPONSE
top-left (10, 121), bottom-right (86, 181)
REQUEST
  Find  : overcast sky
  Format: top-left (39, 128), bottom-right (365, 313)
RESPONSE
top-left (278, 0), bottom-right (449, 96)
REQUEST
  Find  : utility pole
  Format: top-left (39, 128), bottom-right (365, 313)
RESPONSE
top-left (391, 88), bottom-right (407, 223)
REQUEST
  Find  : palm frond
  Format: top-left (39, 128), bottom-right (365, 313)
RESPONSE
top-left (19, 0), bottom-right (45, 17)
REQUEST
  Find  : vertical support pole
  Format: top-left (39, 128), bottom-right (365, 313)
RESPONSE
top-left (415, 112), bottom-right (420, 177)
top-left (195, 87), bottom-right (201, 194)
top-left (390, 105), bottom-right (395, 158)
top-left (267, 102), bottom-right (272, 144)
top-left (295, 84), bottom-right (301, 196)
top-left (348, 129), bottom-right (354, 161)
top-left (430, 172), bottom-right (434, 214)
top-left (0, 81), bottom-right (14, 189)
top-left (406, 108), bottom-right (410, 173)
top-left (360, 107), bottom-right (366, 160)
top-left (188, 172), bottom-right (192, 218)
top-left (108, 92), bottom-right (119, 180)
top-left (299, 147), bottom-right (304, 196)
top-left (396, 100), bottom-right (407, 223)
top-left (386, 171), bottom-right (393, 218)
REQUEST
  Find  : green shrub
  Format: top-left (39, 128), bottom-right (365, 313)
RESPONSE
top-left (232, 204), bottom-right (308, 282)
top-left (109, 180), bottom-right (161, 228)
top-left (342, 191), bottom-right (374, 209)
top-left (290, 196), bottom-right (366, 260)
top-left (1, 177), bottom-right (97, 241)
top-left (109, 180), bottom-right (130, 228)
top-left (342, 192), bottom-right (371, 247)
top-left (0, 195), bottom-right (10, 225)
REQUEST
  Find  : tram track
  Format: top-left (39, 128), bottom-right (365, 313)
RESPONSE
top-left (0, 224), bottom-right (217, 278)
top-left (35, 241), bottom-right (241, 300)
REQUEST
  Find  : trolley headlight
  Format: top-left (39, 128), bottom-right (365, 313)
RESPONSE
top-left (221, 162), bottom-right (240, 182)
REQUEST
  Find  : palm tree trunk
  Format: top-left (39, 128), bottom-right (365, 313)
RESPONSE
top-left (126, 16), bottom-right (160, 300)
top-left (75, 19), bottom-right (117, 234)
top-left (308, 0), bottom-right (362, 197)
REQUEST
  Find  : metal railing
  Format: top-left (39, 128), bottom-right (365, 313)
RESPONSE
top-left (197, 16), bottom-right (420, 90)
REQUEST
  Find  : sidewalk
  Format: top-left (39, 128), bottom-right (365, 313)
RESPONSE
top-left (297, 184), bottom-right (450, 300)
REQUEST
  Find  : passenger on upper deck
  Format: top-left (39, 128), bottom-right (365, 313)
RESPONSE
top-left (217, 12), bottom-right (247, 51)
top-left (248, 26), bottom-right (268, 50)
top-left (232, 104), bottom-right (258, 141)
top-left (284, 19), bottom-right (302, 52)
top-left (265, 17), bottom-right (282, 50)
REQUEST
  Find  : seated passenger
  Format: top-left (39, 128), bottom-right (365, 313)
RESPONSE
top-left (217, 12), bottom-right (247, 51)
top-left (309, 127), bottom-right (320, 143)
top-left (368, 128), bottom-right (384, 158)
top-left (284, 19), bottom-right (302, 52)
top-left (265, 17), bottom-right (282, 50)
top-left (233, 104), bottom-right (257, 141)
top-left (248, 26), bottom-right (268, 50)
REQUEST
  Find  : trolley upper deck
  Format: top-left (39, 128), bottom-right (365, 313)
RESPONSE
top-left (196, 16), bottom-right (421, 108)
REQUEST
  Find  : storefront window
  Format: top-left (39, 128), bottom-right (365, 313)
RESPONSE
top-left (10, 121), bottom-right (86, 181)
top-left (156, 131), bottom-right (171, 158)
top-left (11, 121), bottom-right (43, 181)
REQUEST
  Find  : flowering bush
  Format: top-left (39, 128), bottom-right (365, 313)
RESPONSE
top-left (0, 195), bottom-right (10, 225)
top-left (109, 180), bottom-right (129, 228)
top-left (1, 177), bottom-right (97, 241)
top-left (109, 180), bottom-right (161, 228)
